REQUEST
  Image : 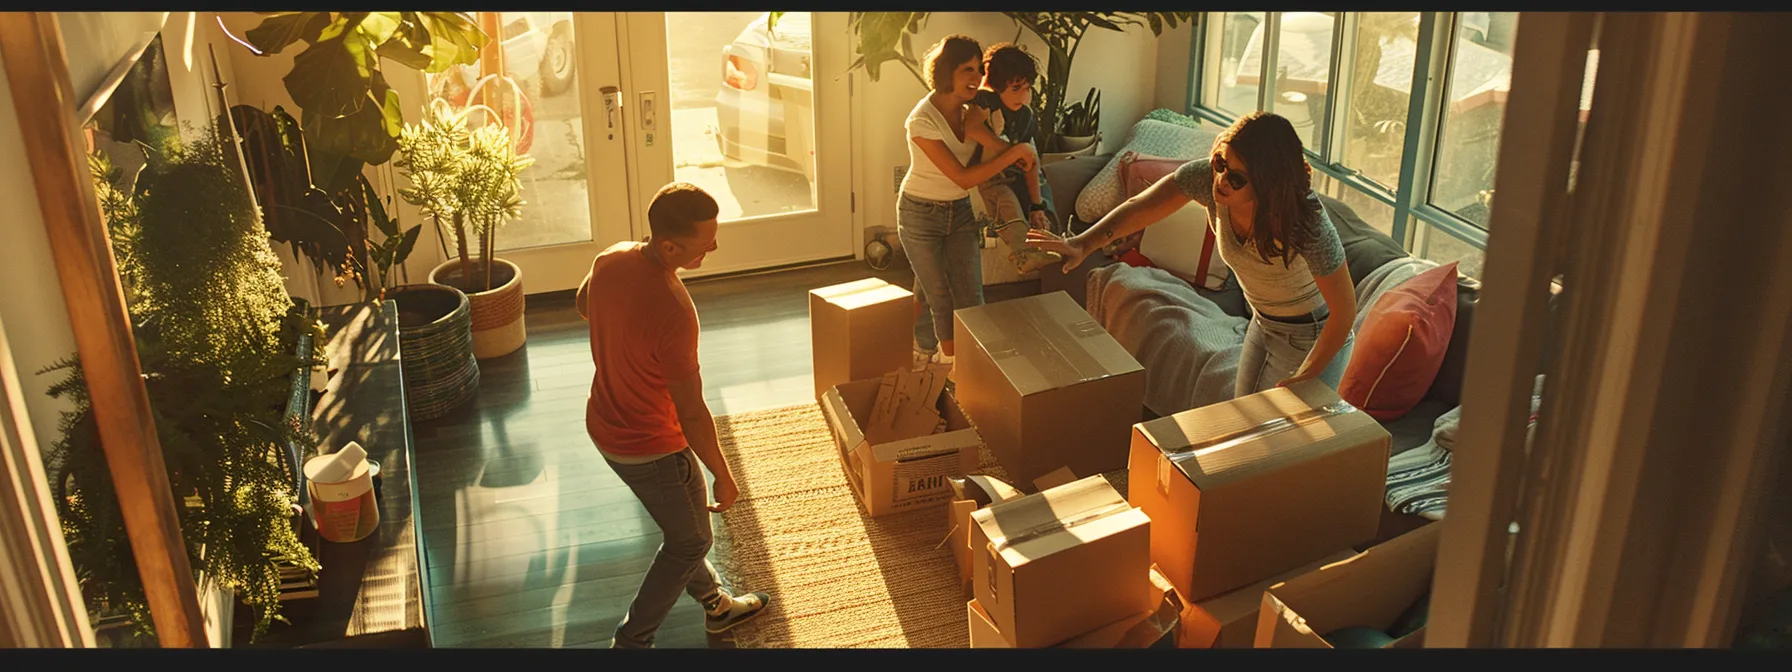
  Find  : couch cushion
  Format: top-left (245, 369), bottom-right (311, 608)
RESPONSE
top-left (1075, 119), bottom-right (1217, 224)
top-left (1044, 154), bottom-right (1111, 227)
top-left (1426, 276), bottom-right (1484, 408)
top-left (1339, 262), bottom-right (1460, 421)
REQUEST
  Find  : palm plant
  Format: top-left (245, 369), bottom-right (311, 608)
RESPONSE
top-left (393, 94), bottom-right (534, 293)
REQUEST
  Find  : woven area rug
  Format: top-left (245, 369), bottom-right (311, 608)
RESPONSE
top-left (708, 402), bottom-right (1126, 649)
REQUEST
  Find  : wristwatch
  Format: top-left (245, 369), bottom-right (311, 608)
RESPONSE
top-left (1028, 201), bottom-right (1048, 213)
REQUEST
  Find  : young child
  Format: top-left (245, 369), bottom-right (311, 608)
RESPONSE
top-left (965, 43), bottom-right (1061, 275)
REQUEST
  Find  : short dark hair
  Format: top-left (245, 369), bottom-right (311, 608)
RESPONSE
top-left (647, 182), bottom-right (719, 240)
top-left (925, 35), bottom-right (983, 94)
top-left (983, 43), bottom-right (1037, 91)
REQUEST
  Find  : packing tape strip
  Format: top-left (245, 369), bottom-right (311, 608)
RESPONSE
top-left (1164, 400), bottom-right (1359, 468)
top-left (985, 500), bottom-right (1137, 553)
top-left (976, 298), bottom-right (1115, 392)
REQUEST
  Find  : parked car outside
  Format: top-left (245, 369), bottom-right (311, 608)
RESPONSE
top-left (712, 12), bottom-right (814, 178)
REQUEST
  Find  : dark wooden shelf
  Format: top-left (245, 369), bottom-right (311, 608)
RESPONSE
top-left (235, 300), bottom-right (432, 648)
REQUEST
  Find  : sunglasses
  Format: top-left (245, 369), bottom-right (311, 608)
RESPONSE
top-left (1212, 154), bottom-right (1250, 191)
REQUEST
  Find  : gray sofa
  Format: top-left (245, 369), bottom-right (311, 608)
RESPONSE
top-left (1037, 154), bottom-right (1492, 542)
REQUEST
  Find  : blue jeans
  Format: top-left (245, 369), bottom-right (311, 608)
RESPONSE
top-left (606, 448), bottom-right (725, 648)
top-left (1236, 311), bottom-right (1356, 397)
top-left (898, 194), bottom-right (983, 353)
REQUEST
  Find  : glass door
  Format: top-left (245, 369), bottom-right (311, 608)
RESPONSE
top-left (413, 12), bottom-right (635, 294)
top-left (618, 11), bottom-right (854, 278)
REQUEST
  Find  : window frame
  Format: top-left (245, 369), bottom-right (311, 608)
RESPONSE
top-left (1187, 11), bottom-right (1496, 258)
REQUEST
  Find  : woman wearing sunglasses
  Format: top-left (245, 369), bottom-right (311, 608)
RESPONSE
top-left (1027, 111), bottom-right (1356, 396)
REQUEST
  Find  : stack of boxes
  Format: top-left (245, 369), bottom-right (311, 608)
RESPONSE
top-left (810, 280), bottom-right (1434, 649)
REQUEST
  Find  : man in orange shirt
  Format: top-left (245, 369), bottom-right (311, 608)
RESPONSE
top-left (577, 182), bottom-right (771, 648)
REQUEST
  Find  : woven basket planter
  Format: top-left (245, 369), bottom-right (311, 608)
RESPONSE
top-left (429, 257), bottom-right (526, 360)
top-left (387, 284), bottom-right (480, 422)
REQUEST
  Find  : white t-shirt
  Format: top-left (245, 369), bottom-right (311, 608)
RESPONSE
top-left (901, 96), bottom-right (978, 202)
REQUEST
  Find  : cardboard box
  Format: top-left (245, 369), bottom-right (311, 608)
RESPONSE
top-left (969, 565), bottom-right (1183, 648)
top-left (1128, 378), bottom-right (1390, 601)
top-left (1179, 549), bottom-right (1358, 648)
top-left (1256, 522), bottom-right (1441, 649)
top-left (810, 278), bottom-right (914, 400)
top-left (947, 476), bottom-right (1025, 597)
top-left (821, 377), bottom-right (981, 517)
top-left (970, 474), bottom-right (1153, 648)
top-left (953, 291), bottom-right (1146, 491)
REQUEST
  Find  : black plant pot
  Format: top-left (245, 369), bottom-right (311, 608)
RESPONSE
top-left (387, 283), bottom-right (481, 422)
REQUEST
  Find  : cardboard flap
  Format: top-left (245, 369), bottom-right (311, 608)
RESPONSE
top-left (972, 475), bottom-right (1144, 567)
top-left (955, 291), bottom-right (1143, 397)
top-left (1032, 466), bottom-right (1078, 492)
top-left (1267, 523), bottom-right (1442, 637)
top-left (820, 385), bottom-right (866, 455)
top-left (1138, 379), bottom-right (1388, 490)
top-left (952, 474), bottom-right (1024, 507)
top-left (811, 277), bottom-right (910, 310)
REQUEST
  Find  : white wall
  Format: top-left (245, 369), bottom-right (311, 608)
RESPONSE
top-left (853, 13), bottom-right (1167, 241)
top-left (1154, 20), bottom-right (1194, 114)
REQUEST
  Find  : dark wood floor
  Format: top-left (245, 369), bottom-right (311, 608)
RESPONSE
top-left (412, 259), bottom-right (919, 648)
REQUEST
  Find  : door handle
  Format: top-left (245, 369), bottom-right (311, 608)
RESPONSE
top-left (600, 85), bottom-right (620, 129)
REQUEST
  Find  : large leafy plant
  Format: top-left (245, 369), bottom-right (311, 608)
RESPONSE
top-left (845, 12), bottom-right (1193, 151)
top-left (227, 104), bottom-right (420, 302)
top-left (234, 12), bottom-right (489, 196)
top-left (52, 132), bottom-right (324, 643)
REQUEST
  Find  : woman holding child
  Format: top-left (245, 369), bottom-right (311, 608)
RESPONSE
top-left (899, 35), bottom-right (1039, 368)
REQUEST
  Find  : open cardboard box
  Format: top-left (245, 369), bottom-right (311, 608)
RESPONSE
top-left (970, 474), bottom-right (1152, 648)
top-left (821, 375), bottom-right (981, 517)
top-left (1128, 378), bottom-right (1390, 601)
top-left (809, 278), bottom-right (913, 400)
top-left (953, 291), bottom-right (1145, 491)
top-left (1255, 522), bottom-right (1441, 648)
top-left (1178, 549), bottom-right (1357, 648)
top-left (969, 564), bottom-right (1183, 648)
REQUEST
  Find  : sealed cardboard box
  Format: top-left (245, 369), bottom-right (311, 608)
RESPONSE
top-left (970, 474), bottom-right (1152, 648)
top-left (1179, 549), bottom-right (1357, 648)
top-left (953, 291), bottom-right (1145, 490)
top-left (810, 278), bottom-right (914, 400)
top-left (1129, 378), bottom-right (1390, 601)
top-left (821, 375), bottom-right (981, 517)
top-left (1256, 522), bottom-right (1440, 649)
top-left (969, 565), bottom-right (1183, 648)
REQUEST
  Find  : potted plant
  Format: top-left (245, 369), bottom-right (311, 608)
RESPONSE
top-left (57, 130), bottom-right (324, 645)
top-left (1049, 87), bottom-right (1102, 159)
top-left (395, 92), bottom-right (535, 360)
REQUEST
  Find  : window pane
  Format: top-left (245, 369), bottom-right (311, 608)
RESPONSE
top-left (1418, 220), bottom-right (1486, 280)
top-left (1204, 12), bottom-right (1265, 115)
top-left (667, 11), bottom-right (817, 221)
top-left (1429, 12), bottom-right (1520, 229)
top-left (428, 12), bottom-right (591, 252)
top-left (1313, 172), bottom-right (1397, 238)
top-left (1339, 12), bottom-right (1421, 189)
top-left (1269, 12), bottom-right (1337, 150)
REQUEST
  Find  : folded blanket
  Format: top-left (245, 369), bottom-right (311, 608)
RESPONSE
top-left (1386, 374), bottom-right (1546, 520)
top-left (1086, 263), bottom-right (1247, 416)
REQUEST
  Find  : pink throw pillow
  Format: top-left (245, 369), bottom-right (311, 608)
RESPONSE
top-left (1339, 262), bottom-right (1460, 421)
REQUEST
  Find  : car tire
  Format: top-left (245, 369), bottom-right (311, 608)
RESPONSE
top-left (539, 24), bottom-right (576, 97)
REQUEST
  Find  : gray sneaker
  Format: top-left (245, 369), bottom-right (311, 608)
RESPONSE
top-left (705, 591), bottom-right (771, 634)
